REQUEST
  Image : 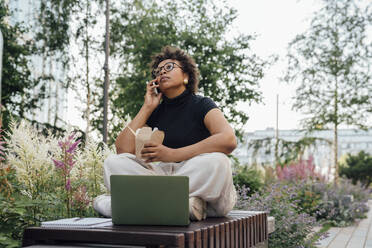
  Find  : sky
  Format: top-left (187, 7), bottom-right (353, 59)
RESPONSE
top-left (230, 0), bottom-right (322, 132)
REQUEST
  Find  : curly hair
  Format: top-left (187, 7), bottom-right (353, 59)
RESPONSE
top-left (150, 46), bottom-right (200, 93)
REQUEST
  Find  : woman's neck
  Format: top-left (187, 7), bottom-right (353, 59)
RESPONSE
top-left (163, 86), bottom-right (187, 99)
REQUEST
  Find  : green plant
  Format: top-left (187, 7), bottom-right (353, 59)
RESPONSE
top-left (5, 120), bottom-right (59, 204)
top-left (274, 157), bottom-right (370, 226)
top-left (52, 133), bottom-right (81, 217)
top-left (233, 166), bottom-right (263, 196)
top-left (295, 182), bottom-right (323, 217)
top-left (339, 151), bottom-right (372, 188)
top-left (1, 120), bottom-right (113, 245)
top-left (307, 179), bottom-right (369, 226)
top-left (0, 166), bottom-right (41, 248)
top-left (75, 138), bottom-right (111, 199)
top-left (236, 182), bottom-right (320, 248)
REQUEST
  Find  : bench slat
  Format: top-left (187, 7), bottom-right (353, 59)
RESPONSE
top-left (201, 228), bottom-right (208, 248)
top-left (22, 211), bottom-right (268, 248)
top-left (224, 222), bottom-right (230, 248)
top-left (194, 229), bottom-right (202, 248)
top-left (214, 224), bottom-right (220, 248)
top-left (219, 222), bottom-right (225, 248)
top-left (208, 226), bottom-right (214, 248)
top-left (234, 219), bottom-right (239, 248)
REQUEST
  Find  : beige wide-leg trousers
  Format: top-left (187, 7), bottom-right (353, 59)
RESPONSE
top-left (94, 152), bottom-right (237, 218)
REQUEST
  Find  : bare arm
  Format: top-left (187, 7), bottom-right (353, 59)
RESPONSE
top-left (115, 79), bottom-right (161, 154)
top-left (141, 108), bottom-right (237, 162)
top-left (174, 108), bottom-right (236, 160)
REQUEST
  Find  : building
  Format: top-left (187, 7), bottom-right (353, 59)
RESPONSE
top-left (234, 128), bottom-right (372, 175)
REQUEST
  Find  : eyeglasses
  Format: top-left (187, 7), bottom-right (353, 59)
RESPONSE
top-left (152, 62), bottom-right (183, 78)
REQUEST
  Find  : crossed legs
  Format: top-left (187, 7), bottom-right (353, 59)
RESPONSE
top-left (96, 152), bottom-right (237, 218)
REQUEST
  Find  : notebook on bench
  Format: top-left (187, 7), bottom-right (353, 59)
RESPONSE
top-left (110, 175), bottom-right (190, 226)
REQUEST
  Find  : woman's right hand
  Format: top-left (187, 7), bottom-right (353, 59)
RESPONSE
top-left (144, 78), bottom-right (162, 110)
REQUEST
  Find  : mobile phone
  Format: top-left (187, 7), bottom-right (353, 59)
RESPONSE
top-left (152, 81), bottom-right (159, 95)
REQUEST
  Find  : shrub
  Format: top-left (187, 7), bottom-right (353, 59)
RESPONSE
top-left (294, 180), bottom-right (324, 218)
top-left (4, 120), bottom-right (112, 217)
top-left (233, 165), bottom-right (263, 196)
top-left (0, 165), bottom-right (41, 248)
top-left (1, 120), bottom-right (113, 246)
top-left (284, 177), bottom-right (370, 227)
top-left (276, 156), bottom-right (324, 182)
top-left (235, 157), bottom-right (370, 247)
top-left (75, 138), bottom-right (111, 200)
top-left (5, 120), bottom-right (59, 204)
top-left (236, 182), bottom-right (319, 248)
top-left (313, 179), bottom-right (370, 226)
top-left (339, 151), bottom-right (372, 188)
top-left (274, 156), bottom-right (370, 225)
top-left (262, 165), bottom-right (277, 185)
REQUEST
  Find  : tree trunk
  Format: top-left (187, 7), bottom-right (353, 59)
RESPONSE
top-left (334, 77), bottom-right (339, 185)
top-left (47, 57), bottom-right (53, 124)
top-left (103, 0), bottom-right (110, 144)
top-left (85, 0), bottom-right (91, 139)
top-left (54, 76), bottom-right (59, 127)
top-left (275, 94), bottom-right (279, 167)
top-left (334, 120), bottom-right (338, 184)
top-left (54, 1), bottom-right (62, 127)
top-left (38, 47), bottom-right (46, 122)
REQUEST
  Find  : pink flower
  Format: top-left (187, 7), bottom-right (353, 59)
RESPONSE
top-left (68, 133), bottom-right (76, 141)
top-left (52, 159), bottom-right (64, 169)
top-left (65, 178), bottom-right (71, 191)
top-left (276, 156), bottom-right (324, 182)
top-left (58, 141), bottom-right (64, 148)
top-left (67, 140), bottom-right (80, 154)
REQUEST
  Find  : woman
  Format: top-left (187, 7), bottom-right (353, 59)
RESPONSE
top-left (94, 46), bottom-right (237, 221)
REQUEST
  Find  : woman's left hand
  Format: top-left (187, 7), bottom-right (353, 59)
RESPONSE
top-left (141, 142), bottom-right (177, 163)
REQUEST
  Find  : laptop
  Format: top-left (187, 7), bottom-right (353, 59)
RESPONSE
top-left (110, 175), bottom-right (190, 226)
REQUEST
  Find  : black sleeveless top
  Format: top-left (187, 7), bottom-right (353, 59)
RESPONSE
top-left (146, 89), bottom-right (218, 149)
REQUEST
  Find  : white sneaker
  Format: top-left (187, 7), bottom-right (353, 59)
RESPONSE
top-left (189, 197), bottom-right (207, 221)
top-left (93, 194), bottom-right (112, 217)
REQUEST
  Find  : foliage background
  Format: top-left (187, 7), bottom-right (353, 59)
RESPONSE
top-left (0, 2), bottom-right (39, 129)
top-left (104, 0), bottom-right (274, 143)
top-left (340, 151), bottom-right (372, 188)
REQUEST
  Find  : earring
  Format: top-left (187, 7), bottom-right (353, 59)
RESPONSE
top-left (183, 79), bottom-right (188, 85)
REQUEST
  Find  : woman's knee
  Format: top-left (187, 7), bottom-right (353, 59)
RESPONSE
top-left (192, 152), bottom-right (231, 174)
top-left (103, 153), bottom-right (133, 172)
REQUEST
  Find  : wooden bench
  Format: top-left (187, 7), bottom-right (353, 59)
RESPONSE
top-left (22, 211), bottom-right (268, 248)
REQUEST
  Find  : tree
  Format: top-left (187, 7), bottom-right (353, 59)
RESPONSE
top-left (68, 0), bottom-right (103, 140)
top-left (98, 0), bottom-right (272, 143)
top-left (284, 0), bottom-right (372, 183)
top-left (339, 151), bottom-right (372, 188)
top-left (34, 0), bottom-right (77, 127)
top-left (0, 2), bottom-right (39, 129)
